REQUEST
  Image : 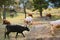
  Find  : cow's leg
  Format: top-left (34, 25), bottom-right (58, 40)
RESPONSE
top-left (4, 32), bottom-right (7, 38)
top-left (4, 31), bottom-right (10, 38)
top-left (51, 26), bottom-right (55, 36)
top-left (21, 33), bottom-right (25, 37)
top-left (15, 32), bottom-right (18, 38)
top-left (6, 31), bottom-right (10, 38)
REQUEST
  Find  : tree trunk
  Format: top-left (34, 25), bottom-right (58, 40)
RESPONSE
top-left (39, 8), bottom-right (42, 17)
top-left (3, 6), bottom-right (6, 20)
top-left (0, 8), bottom-right (2, 23)
top-left (24, 5), bottom-right (26, 18)
top-left (3, 6), bottom-right (7, 24)
top-left (0, 13), bottom-right (2, 23)
top-left (23, 1), bottom-right (27, 18)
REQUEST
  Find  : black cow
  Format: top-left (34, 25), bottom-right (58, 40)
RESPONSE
top-left (4, 25), bottom-right (30, 38)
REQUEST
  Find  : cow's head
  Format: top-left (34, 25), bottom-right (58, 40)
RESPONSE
top-left (25, 27), bottom-right (30, 31)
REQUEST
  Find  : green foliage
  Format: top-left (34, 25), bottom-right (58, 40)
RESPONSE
top-left (33, 0), bottom-right (48, 11)
top-left (0, 0), bottom-right (15, 6)
top-left (0, 0), bottom-right (16, 19)
top-left (49, 0), bottom-right (60, 7)
top-left (33, 0), bottom-right (49, 17)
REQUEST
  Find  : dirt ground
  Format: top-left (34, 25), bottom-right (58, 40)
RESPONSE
top-left (0, 22), bottom-right (60, 40)
top-left (0, 13), bottom-right (60, 40)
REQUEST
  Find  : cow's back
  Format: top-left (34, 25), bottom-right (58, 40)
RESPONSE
top-left (6, 25), bottom-right (24, 32)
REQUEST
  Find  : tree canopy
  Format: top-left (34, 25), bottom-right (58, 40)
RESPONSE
top-left (33, 0), bottom-right (48, 17)
top-left (49, 0), bottom-right (60, 7)
top-left (0, 0), bottom-right (16, 20)
top-left (0, 0), bottom-right (15, 7)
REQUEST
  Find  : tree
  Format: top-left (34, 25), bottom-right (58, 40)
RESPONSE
top-left (0, 0), bottom-right (15, 19)
top-left (0, 8), bottom-right (2, 23)
top-left (33, 0), bottom-right (48, 17)
top-left (49, 0), bottom-right (60, 8)
top-left (19, 0), bottom-right (29, 18)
